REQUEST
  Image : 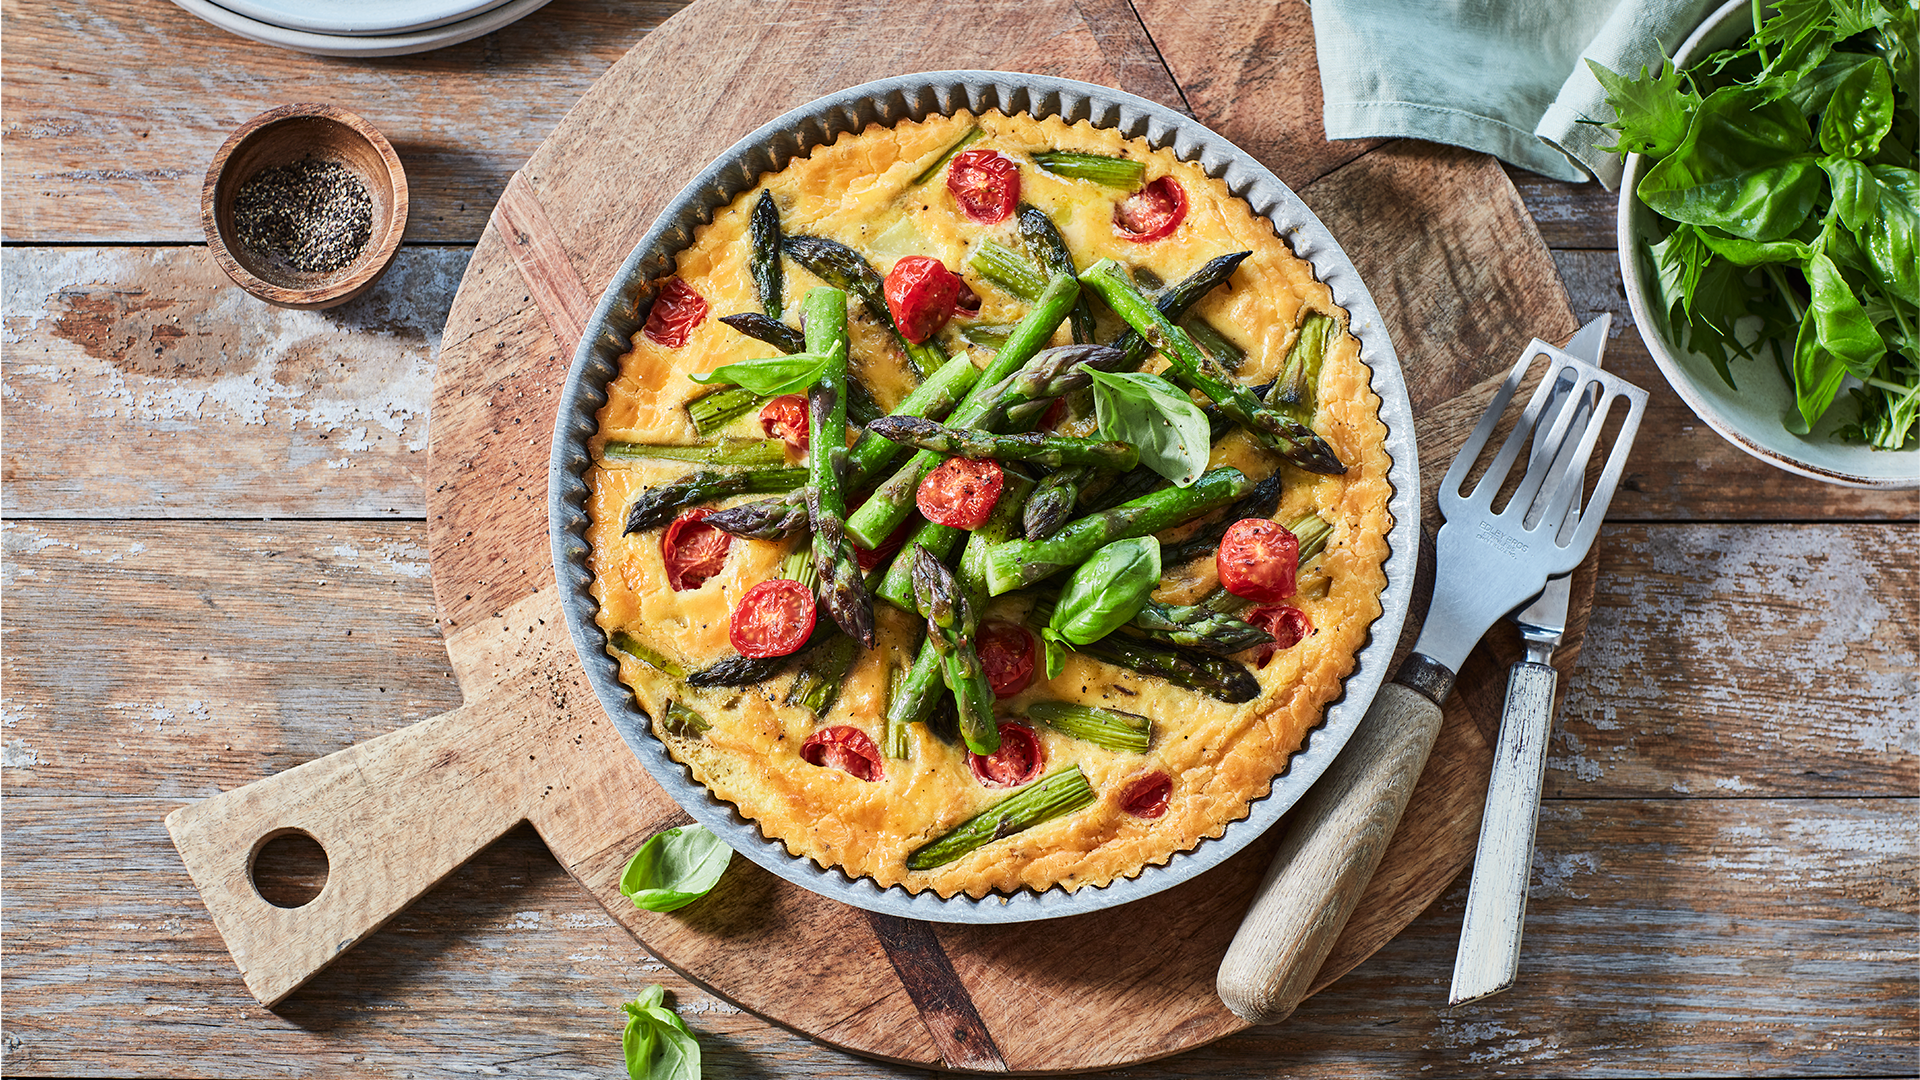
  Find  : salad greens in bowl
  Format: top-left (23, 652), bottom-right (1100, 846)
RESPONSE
top-left (1604, 0), bottom-right (1918, 487)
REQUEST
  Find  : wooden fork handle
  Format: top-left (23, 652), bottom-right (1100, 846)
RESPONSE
top-left (1216, 681), bottom-right (1445, 1024)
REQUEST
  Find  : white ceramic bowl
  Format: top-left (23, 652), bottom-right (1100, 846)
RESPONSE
top-left (1617, 0), bottom-right (1920, 488)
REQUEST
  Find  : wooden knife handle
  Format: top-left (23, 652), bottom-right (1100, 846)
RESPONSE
top-left (1450, 659), bottom-right (1559, 1004)
top-left (1216, 681), bottom-right (1446, 1024)
top-left (165, 700), bottom-right (526, 1008)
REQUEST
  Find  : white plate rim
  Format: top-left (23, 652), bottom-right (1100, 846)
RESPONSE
top-left (166, 0), bottom-right (553, 56)
top-left (204, 0), bottom-right (518, 37)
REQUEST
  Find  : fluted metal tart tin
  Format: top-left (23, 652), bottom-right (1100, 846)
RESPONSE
top-left (550, 72), bottom-right (1419, 923)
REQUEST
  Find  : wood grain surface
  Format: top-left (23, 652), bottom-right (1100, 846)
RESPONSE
top-left (405, 0), bottom-right (1583, 1067)
top-left (3, 0), bottom-right (1915, 1076)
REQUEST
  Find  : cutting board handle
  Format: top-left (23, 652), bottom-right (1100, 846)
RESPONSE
top-left (1216, 681), bottom-right (1445, 1024)
top-left (166, 701), bottom-right (527, 1007)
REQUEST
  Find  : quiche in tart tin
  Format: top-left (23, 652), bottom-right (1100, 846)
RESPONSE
top-left (577, 105), bottom-right (1394, 901)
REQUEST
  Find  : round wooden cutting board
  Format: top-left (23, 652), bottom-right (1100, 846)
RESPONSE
top-left (167, 0), bottom-right (1587, 1072)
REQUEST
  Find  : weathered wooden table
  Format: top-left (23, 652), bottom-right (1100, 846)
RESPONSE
top-left (4, 1), bottom-right (1915, 1076)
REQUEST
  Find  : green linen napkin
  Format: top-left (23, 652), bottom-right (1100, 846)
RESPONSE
top-left (1310, 0), bottom-right (1722, 188)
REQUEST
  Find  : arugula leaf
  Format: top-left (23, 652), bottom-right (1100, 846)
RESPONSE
top-left (686, 341), bottom-right (843, 396)
top-left (622, 985), bottom-right (701, 1080)
top-left (618, 824), bottom-right (733, 913)
top-left (1817, 57), bottom-right (1894, 160)
top-left (1638, 86), bottom-right (1822, 242)
top-left (1648, 225), bottom-right (1708, 317)
top-left (1587, 58), bottom-right (1697, 157)
top-left (1752, 0), bottom-right (1835, 84)
top-left (1087, 369), bottom-right (1212, 488)
top-left (1832, 0), bottom-right (1896, 37)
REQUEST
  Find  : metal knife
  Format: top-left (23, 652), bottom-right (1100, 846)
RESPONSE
top-left (1448, 314), bottom-right (1609, 1007)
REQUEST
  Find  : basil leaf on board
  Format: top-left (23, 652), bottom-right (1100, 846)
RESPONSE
top-left (618, 824), bottom-right (733, 913)
top-left (1638, 86), bottom-right (1822, 242)
top-left (686, 341), bottom-right (842, 396)
top-left (1088, 369), bottom-right (1211, 488)
top-left (1817, 55), bottom-right (1893, 160)
top-left (622, 985), bottom-right (701, 1080)
top-left (1587, 58), bottom-right (1697, 158)
top-left (1042, 536), bottom-right (1161, 678)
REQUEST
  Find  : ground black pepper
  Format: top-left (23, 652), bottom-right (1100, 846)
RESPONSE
top-left (232, 158), bottom-right (373, 274)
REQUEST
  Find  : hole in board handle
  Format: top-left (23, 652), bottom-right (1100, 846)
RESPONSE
top-left (250, 829), bottom-right (329, 909)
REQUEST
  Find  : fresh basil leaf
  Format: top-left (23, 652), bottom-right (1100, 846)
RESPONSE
top-left (1638, 87), bottom-right (1822, 242)
top-left (618, 824), bottom-right (733, 913)
top-left (1785, 51), bottom-right (1878, 117)
top-left (1088, 370), bottom-right (1211, 488)
top-left (1695, 227), bottom-right (1815, 267)
top-left (1789, 304), bottom-right (1848, 433)
top-left (1862, 165), bottom-right (1920, 304)
top-left (1047, 536), bottom-right (1161, 657)
top-left (687, 342), bottom-right (841, 396)
top-left (1588, 58), bottom-right (1697, 158)
top-left (1804, 250), bottom-right (1886, 379)
top-left (1822, 157), bottom-right (1879, 232)
top-left (1040, 627), bottom-right (1073, 680)
top-left (1818, 57), bottom-right (1894, 160)
top-left (622, 986), bottom-right (701, 1080)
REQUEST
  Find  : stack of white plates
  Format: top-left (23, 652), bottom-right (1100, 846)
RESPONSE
top-left (169, 0), bottom-right (555, 56)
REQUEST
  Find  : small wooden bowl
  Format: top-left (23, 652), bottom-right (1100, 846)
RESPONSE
top-left (201, 103), bottom-right (408, 310)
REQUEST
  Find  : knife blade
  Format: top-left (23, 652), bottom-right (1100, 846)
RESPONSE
top-left (1448, 314), bottom-right (1609, 1007)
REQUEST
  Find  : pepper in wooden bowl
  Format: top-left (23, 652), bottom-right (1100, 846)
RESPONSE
top-left (201, 103), bottom-right (408, 310)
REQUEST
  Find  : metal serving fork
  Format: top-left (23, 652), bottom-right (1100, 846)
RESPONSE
top-left (1450, 315), bottom-right (1617, 1006)
top-left (1218, 319), bottom-right (1646, 1024)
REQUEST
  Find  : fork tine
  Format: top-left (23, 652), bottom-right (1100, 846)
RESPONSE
top-left (1503, 359), bottom-right (1589, 521)
top-left (1553, 383), bottom-right (1646, 571)
top-left (1443, 344), bottom-right (1563, 509)
top-left (1439, 349), bottom-right (1530, 504)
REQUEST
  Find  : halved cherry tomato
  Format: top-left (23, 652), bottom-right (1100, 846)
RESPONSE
top-left (1216, 517), bottom-right (1300, 603)
top-left (802, 726), bottom-right (884, 782)
top-left (661, 508), bottom-right (732, 592)
top-left (1120, 771), bottom-right (1172, 819)
top-left (916, 457), bottom-right (1004, 529)
top-left (947, 149), bottom-right (1019, 224)
top-left (977, 622), bottom-right (1037, 697)
top-left (642, 277), bottom-right (708, 347)
top-left (728, 578), bottom-right (815, 658)
top-left (854, 514), bottom-right (915, 573)
top-left (759, 393), bottom-right (810, 451)
top-left (1038, 396), bottom-right (1070, 431)
top-left (967, 722), bottom-right (1044, 787)
top-left (884, 256), bottom-right (975, 344)
top-left (1244, 604), bottom-right (1314, 667)
top-left (1113, 176), bottom-right (1187, 243)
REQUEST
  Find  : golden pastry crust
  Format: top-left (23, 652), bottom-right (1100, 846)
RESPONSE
top-left (584, 110), bottom-right (1393, 899)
